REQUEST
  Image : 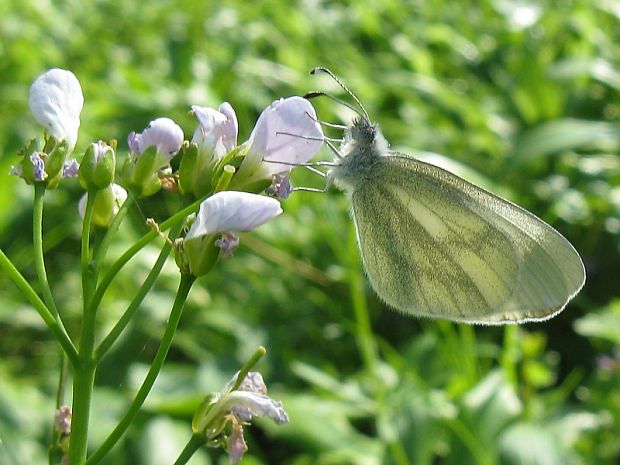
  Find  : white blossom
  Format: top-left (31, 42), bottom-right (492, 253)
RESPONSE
top-left (185, 191), bottom-right (282, 241)
top-left (29, 69), bottom-right (83, 153)
top-left (233, 97), bottom-right (323, 186)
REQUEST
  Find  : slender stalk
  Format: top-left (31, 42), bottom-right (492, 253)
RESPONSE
top-left (33, 184), bottom-right (75, 465)
top-left (172, 434), bottom-right (205, 465)
top-left (92, 194), bottom-right (133, 272)
top-left (94, 223), bottom-right (181, 362)
top-left (0, 248), bottom-right (79, 365)
top-left (65, 362), bottom-right (96, 465)
top-left (88, 196), bottom-right (204, 317)
top-left (33, 183), bottom-right (59, 315)
top-left (66, 189), bottom-right (98, 465)
top-left (85, 274), bottom-right (196, 465)
top-left (81, 189), bottom-right (97, 306)
top-left (231, 346), bottom-right (267, 391)
top-left (346, 226), bottom-right (378, 373)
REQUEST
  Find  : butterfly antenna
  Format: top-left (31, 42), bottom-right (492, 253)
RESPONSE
top-left (304, 91), bottom-right (363, 121)
top-left (310, 66), bottom-right (370, 121)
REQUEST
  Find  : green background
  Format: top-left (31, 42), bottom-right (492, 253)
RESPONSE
top-left (1, 0), bottom-right (619, 464)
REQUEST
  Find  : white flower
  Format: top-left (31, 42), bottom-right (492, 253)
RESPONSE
top-left (191, 102), bottom-right (238, 160)
top-left (185, 191), bottom-right (282, 241)
top-left (127, 117), bottom-right (184, 164)
top-left (232, 97), bottom-right (323, 187)
top-left (29, 69), bottom-right (84, 154)
top-left (202, 370), bottom-right (289, 427)
top-left (192, 370), bottom-right (289, 465)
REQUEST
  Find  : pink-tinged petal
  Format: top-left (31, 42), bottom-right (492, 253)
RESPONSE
top-left (29, 69), bottom-right (84, 153)
top-left (218, 102), bottom-right (238, 151)
top-left (185, 191), bottom-right (282, 240)
top-left (227, 424), bottom-right (247, 465)
top-left (246, 96), bottom-right (323, 175)
top-left (129, 118), bottom-right (184, 161)
top-left (191, 102), bottom-right (238, 158)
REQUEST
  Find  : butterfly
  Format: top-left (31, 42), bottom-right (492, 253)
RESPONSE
top-left (307, 67), bottom-right (585, 324)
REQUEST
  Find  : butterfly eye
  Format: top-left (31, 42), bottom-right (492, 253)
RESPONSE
top-left (351, 117), bottom-right (376, 144)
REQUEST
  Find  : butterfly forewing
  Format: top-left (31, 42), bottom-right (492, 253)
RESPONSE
top-left (351, 154), bottom-right (585, 324)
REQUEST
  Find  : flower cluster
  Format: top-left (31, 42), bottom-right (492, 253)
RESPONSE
top-left (13, 67), bottom-right (324, 271)
top-left (10, 67), bottom-right (320, 465)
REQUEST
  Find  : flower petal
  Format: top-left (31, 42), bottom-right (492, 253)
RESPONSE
top-left (129, 117), bottom-right (184, 161)
top-left (227, 391), bottom-right (289, 425)
top-left (185, 191), bottom-right (282, 240)
top-left (191, 102), bottom-right (238, 157)
top-left (227, 424), bottom-right (247, 465)
top-left (246, 96), bottom-right (323, 175)
top-left (29, 69), bottom-right (84, 153)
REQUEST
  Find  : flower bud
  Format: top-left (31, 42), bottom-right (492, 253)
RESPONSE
top-left (124, 118), bottom-right (184, 196)
top-left (79, 141), bottom-right (116, 189)
top-left (29, 69), bottom-right (83, 155)
top-left (78, 183), bottom-right (128, 227)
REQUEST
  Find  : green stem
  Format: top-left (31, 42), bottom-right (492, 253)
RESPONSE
top-left (0, 248), bottom-right (79, 365)
top-left (34, 185), bottom-right (74, 465)
top-left (94, 223), bottom-right (181, 363)
top-left (231, 346), bottom-right (267, 391)
top-left (33, 183), bottom-right (59, 315)
top-left (66, 362), bottom-right (96, 465)
top-left (346, 226), bottom-right (378, 373)
top-left (86, 274), bottom-right (196, 465)
top-left (66, 190), bottom-right (99, 465)
top-left (81, 189), bottom-right (97, 308)
top-left (88, 196), bottom-right (204, 318)
top-left (173, 434), bottom-right (205, 465)
top-left (92, 194), bottom-right (133, 275)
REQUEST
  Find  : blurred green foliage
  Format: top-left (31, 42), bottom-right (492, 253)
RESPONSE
top-left (1, 0), bottom-right (619, 464)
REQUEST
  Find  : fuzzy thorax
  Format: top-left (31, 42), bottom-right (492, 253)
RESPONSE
top-left (328, 116), bottom-right (389, 192)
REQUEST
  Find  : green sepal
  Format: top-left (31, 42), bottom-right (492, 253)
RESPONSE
top-left (122, 146), bottom-right (162, 196)
top-left (178, 142), bottom-right (218, 198)
top-left (184, 233), bottom-right (221, 277)
top-left (192, 393), bottom-right (220, 435)
top-left (43, 140), bottom-right (68, 188)
top-left (79, 142), bottom-right (116, 189)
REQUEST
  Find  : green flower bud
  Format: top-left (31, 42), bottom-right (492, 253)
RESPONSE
top-left (79, 141), bottom-right (116, 189)
top-left (79, 183), bottom-right (128, 227)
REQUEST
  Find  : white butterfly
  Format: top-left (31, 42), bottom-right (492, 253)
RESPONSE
top-left (308, 67), bottom-right (585, 324)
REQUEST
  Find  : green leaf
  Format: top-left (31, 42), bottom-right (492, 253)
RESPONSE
top-left (511, 119), bottom-right (620, 164)
top-left (573, 300), bottom-right (620, 344)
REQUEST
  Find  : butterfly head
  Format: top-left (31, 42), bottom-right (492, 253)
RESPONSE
top-left (349, 116), bottom-right (376, 145)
